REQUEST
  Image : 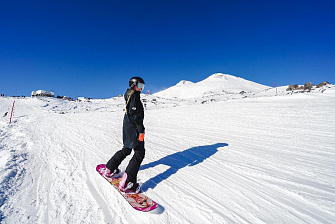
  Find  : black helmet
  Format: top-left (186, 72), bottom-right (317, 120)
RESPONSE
top-left (129, 77), bottom-right (145, 90)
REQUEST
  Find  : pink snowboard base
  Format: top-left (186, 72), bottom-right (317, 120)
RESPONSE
top-left (96, 164), bottom-right (158, 212)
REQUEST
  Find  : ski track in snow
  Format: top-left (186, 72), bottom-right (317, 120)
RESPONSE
top-left (0, 89), bottom-right (335, 223)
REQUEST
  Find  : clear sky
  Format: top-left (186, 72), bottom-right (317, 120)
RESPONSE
top-left (1, 0), bottom-right (334, 98)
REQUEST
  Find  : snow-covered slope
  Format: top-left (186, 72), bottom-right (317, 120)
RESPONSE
top-left (154, 73), bottom-right (270, 99)
top-left (1, 86), bottom-right (335, 223)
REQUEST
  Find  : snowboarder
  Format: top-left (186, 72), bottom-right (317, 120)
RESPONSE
top-left (105, 77), bottom-right (146, 193)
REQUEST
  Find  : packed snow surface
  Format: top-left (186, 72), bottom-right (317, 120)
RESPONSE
top-left (1, 78), bottom-right (335, 223)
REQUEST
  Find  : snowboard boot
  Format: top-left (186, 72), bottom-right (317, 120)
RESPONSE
top-left (124, 182), bottom-right (141, 194)
top-left (104, 167), bottom-right (121, 178)
top-left (119, 173), bottom-right (141, 193)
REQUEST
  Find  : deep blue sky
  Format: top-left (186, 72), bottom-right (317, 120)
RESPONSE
top-left (1, 0), bottom-right (334, 98)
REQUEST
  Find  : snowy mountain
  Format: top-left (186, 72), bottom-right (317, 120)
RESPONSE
top-left (1, 80), bottom-right (335, 223)
top-left (154, 73), bottom-right (270, 99)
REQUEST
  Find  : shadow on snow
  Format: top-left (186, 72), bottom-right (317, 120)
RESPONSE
top-left (140, 143), bottom-right (228, 191)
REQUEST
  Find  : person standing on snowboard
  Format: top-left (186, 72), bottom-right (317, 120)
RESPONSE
top-left (104, 77), bottom-right (146, 193)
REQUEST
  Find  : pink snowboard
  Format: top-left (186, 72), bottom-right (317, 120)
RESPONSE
top-left (96, 164), bottom-right (158, 212)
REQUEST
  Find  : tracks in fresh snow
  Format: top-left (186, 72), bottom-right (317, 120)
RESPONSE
top-left (27, 113), bottom-right (119, 223)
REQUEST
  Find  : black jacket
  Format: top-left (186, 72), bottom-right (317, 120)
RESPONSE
top-left (123, 89), bottom-right (145, 149)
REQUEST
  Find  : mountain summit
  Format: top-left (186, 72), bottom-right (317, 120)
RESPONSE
top-left (154, 73), bottom-right (269, 99)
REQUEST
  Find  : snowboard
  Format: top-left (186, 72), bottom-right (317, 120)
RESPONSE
top-left (96, 164), bottom-right (158, 212)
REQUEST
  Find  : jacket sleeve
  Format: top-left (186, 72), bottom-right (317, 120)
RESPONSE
top-left (128, 93), bottom-right (145, 133)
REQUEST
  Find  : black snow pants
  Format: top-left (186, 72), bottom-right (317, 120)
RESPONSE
top-left (106, 141), bottom-right (145, 184)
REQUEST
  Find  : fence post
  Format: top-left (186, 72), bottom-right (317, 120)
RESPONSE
top-left (9, 100), bottom-right (15, 124)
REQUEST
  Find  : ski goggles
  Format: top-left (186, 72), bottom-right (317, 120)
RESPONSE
top-left (136, 82), bottom-right (145, 90)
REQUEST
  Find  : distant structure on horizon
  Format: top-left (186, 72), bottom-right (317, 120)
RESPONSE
top-left (31, 90), bottom-right (55, 97)
top-left (77, 97), bottom-right (91, 102)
